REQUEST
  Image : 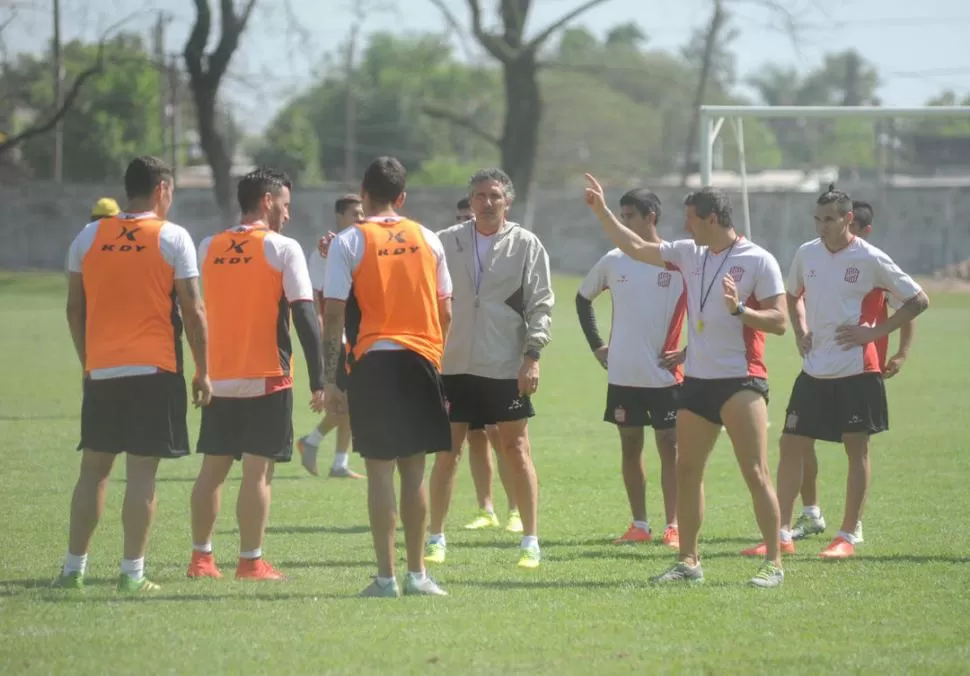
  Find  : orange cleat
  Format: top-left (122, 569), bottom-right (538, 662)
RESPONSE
top-left (740, 540), bottom-right (796, 557)
top-left (613, 524), bottom-right (653, 544)
top-left (187, 551), bottom-right (222, 579)
top-left (235, 558), bottom-right (286, 581)
top-left (818, 536), bottom-right (855, 560)
top-left (662, 525), bottom-right (680, 549)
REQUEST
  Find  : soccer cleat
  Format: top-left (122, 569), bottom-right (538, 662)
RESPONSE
top-left (613, 524), bottom-right (652, 544)
top-left (662, 525), bottom-right (680, 549)
top-left (296, 436), bottom-right (319, 476)
top-left (51, 571), bottom-right (84, 590)
top-left (404, 575), bottom-right (448, 596)
top-left (424, 542), bottom-right (446, 564)
top-left (517, 546), bottom-right (541, 569)
top-left (117, 575), bottom-right (160, 592)
top-left (505, 509), bottom-right (524, 533)
top-left (359, 579), bottom-right (401, 598)
top-left (464, 510), bottom-right (500, 530)
top-left (187, 551), bottom-right (222, 579)
top-left (791, 513), bottom-right (826, 540)
top-left (650, 561), bottom-right (704, 585)
top-left (852, 521), bottom-right (864, 544)
top-left (235, 558), bottom-right (286, 580)
top-left (740, 540), bottom-right (796, 557)
top-left (818, 536), bottom-right (855, 560)
top-left (749, 561), bottom-right (784, 588)
top-left (328, 466), bottom-right (365, 479)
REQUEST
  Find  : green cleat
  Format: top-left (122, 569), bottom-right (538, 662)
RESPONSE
top-left (51, 571), bottom-right (84, 590)
top-left (116, 575), bottom-right (160, 592)
top-left (425, 542), bottom-right (446, 564)
top-left (650, 561), bottom-right (705, 585)
top-left (749, 561), bottom-right (784, 589)
top-left (359, 579), bottom-right (400, 598)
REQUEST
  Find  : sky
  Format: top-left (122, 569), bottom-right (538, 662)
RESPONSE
top-left (5, 0), bottom-right (970, 131)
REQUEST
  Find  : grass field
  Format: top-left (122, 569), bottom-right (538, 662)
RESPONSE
top-left (1, 270), bottom-right (969, 675)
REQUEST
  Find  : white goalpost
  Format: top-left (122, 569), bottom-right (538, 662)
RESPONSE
top-left (698, 104), bottom-right (970, 241)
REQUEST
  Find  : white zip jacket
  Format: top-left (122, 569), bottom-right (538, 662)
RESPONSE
top-left (437, 220), bottom-right (554, 379)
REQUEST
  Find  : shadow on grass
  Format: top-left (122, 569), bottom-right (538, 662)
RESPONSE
top-left (275, 559), bottom-right (373, 569)
top-left (0, 414), bottom-right (78, 421)
top-left (214, 524), bottom-right (370, 536)
top-left (805, 554), bottom-right (970, 565)
top-left (152, 475), bottom-right (305, 484)
top-left (456, 578), bottom-right (735, 590)
top-left (37, 591), bottom-right (352, 603)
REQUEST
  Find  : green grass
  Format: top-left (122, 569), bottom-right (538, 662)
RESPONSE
top-left (1, 271), bottom-right (969, 674)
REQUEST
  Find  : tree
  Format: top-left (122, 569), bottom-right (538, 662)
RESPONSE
top-left (425, 0), bottom-right (615, 213)
top-left (184, 0), bottom-right (257, 215)
top-left (252, 102), bottom-right (322, 185)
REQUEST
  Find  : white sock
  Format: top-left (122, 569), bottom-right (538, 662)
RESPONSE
top-left (837, 530), bottom-right (858, 545)
top-left (482, 502), bottom-right (495, 515)
top-left (63, 552), bottom-right (87, 576)
top-left (120, 557), bottom-right (144, 581)
top-left (376, 576), bottom-right (395, 587)
top-left (305, 429), bottom-right (324, 446)
top-left (331, 451), bottom-right (349, 470)
top-left (427, 533), bottom-right (445, 546)
top-left (193, 542), bottom-right (213, 554)
top-left (633, 520), bottom-right (650, 532)
top-left (803, 505), bottom-right (822, 519)
top-left (240, 548), bottom-right (262, 560)
top-left (521, 535), bottom-right (539, 550)
top-left (407, 570), bottom-right (426, 583)
top-left (780, 528), bottom-right (793, 543)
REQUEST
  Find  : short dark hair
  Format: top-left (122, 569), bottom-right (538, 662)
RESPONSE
top-left (619, 188), bottom-right (662, 221)
top-left (334, 193), bottom-right (362, 215)
top-left (852, 200), bottom-right (874, 229)
top-left (362, 156), bottom-right (407, 205)
top-left (816, 182), bottom-right (853, 216)
top-left (456, 197), bottom-right (470, 210)
top-left (237, 168), bottom-right (292, 213)
top-left (684, 187), bottom-right (733, 228)
top-left (124, 156), bottom-right (173, 200)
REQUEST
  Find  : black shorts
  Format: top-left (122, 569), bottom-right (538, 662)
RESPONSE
top-left (604, 384), bottom-right (680, 429)
top-left (347, 350), bottom-right (451, 460)
top-left (197, 389), bottom-right (294, 462)
top-left (442, 374), bottom-right (535, 425)
top-left (783, 371), bottom-right (888, 443)
top-left (78, 372), bottom-right (189, 458)
top-left (679, 376), bottom-right (769, 426)
top-left (336, 347), bottom-right (349, 392)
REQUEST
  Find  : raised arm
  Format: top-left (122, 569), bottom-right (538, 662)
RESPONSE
top-left (584, 173), bottom-right (665, 267)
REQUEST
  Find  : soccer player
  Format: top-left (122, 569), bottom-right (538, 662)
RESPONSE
top-left (584, 173), bottom-right (788, 588)
top-left (450, 196), bottom-right (521, 533)
top-left (576, 188), bottom-right (686, 548)
top-left (745, 185), bottom-right (929, 560)
top-left (55, 156), bottom-right (209, 592)
top-left (790, 199), bottom-right (916, 542)
top-left (429, 168), bottom-right (555, 569)
top-left (297, 193), bottom-right (366, 479)
top-left (187, 168), bottom-right (325, 581)
top-left (322, 156), bottom-right (453, 597)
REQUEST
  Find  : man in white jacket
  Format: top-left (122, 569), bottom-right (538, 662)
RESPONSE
top-left (427, 168), bottom-right (554, 569)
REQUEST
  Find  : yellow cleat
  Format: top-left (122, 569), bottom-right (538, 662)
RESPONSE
top-left (517, 547), bottom-right (540, 569)
top-left (505, 509), bottom-right (524, 534)
top-left (425, 542), bottom-right (446, 564)
top-left (464, 510), bottom-right (500, 530)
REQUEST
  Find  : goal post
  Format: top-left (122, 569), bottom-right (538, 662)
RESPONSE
top-left (698, 105), bottom-right (970, 241)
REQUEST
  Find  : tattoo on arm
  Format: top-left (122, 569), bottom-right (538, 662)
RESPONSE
top-left (900, 291), bottom-right (930, 319)
top-left (321, 301), bottom-right (346, 384)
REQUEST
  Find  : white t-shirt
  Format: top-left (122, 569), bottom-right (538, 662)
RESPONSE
top-left (199, 227), bottom-right (314, 397)
top-left (324, 217), bottom-right (453, 353)
top-left (308, 247), bottom-right (329, 293)
top-left (787, 236), bottom-right (922, 379)
top-left (579, 249), bottom-right (686, 388)
top-left (66, 212), bottom-right (198, 380)
top-left (659, 236), bottom-right (785, 380)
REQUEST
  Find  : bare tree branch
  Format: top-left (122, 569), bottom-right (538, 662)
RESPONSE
top-left (421, 103), bottom-right (500, 146)
top-left (425, 0), bottom-right (477, 62)
top-left (527, 0), bottom-right (613, 51)
top-left (463, 0), bottom-right (518, 63)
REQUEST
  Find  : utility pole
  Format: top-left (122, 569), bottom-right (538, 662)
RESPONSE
top-left (153, 12), bottom-right (172, 161)
top-left (52, 0), bottom-right (63, 182)
top-left (344, 22), bottom-right (360, 185)
top-left (169, 53), bottom-right (180, 183)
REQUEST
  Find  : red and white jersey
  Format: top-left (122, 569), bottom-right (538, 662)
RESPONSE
top-left (659, 237), bottom-right (785, 380)
top-left (579, 248), bottom-right (687, 388)
top-left (787, 237), bottom-right (922, 379)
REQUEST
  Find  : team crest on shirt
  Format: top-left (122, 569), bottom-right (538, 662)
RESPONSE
top-left (617, 274), bottom-right (628, 283)
top-left (729, 266), bottom-right (745, 282)
top-left (657, 271), bottom-right (672, 288)
top-left (614, 406), bottom-right (627, 424)
top-left (785, 412), bottom-right (798, 431)
top-left (844, 267), bottom-right (860, 283)
top-left (808, 269), bottom-right (817, 279)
